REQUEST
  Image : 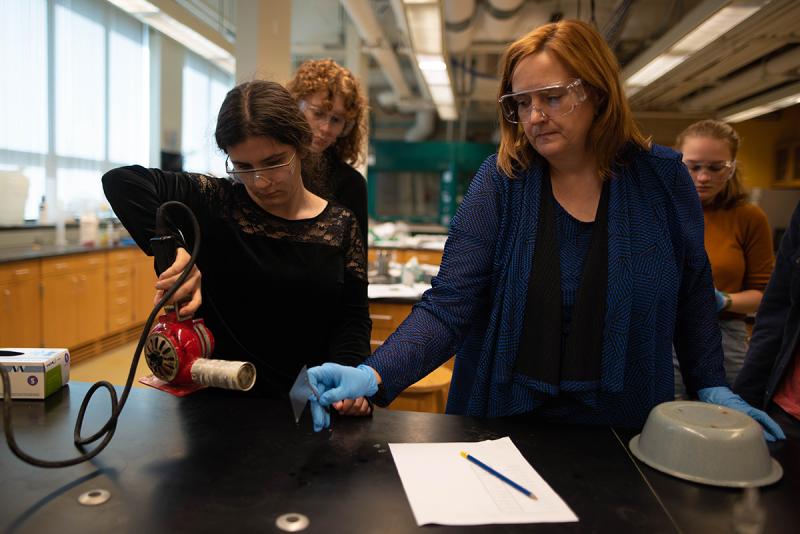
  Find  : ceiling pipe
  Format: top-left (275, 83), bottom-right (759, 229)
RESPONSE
top-left (340, 0), bottom-right (413, 100)
top-left (405, 110), bottom-right (437, 142)
top-left (443, 0), bottom-right (477, 54)
top-left (683, 45), bottom-right (800, 110)
top-left (483, 0), bottom-right (526, 38)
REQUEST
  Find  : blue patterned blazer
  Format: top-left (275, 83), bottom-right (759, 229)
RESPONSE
top-left (367, 144), bottom-right (727, 427)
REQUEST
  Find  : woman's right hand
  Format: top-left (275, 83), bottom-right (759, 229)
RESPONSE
top-left (154, 247), bottom-right (202, 317)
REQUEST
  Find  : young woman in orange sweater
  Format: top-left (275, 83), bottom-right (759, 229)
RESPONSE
top-left (674, 120), bottom-right (774, 395)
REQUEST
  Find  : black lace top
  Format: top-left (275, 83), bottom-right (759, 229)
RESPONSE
top-left (103, 165), bottom-right (371, 397)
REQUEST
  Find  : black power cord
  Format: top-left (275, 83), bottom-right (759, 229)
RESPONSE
top-left (0, 201), bottom-right (200, 468)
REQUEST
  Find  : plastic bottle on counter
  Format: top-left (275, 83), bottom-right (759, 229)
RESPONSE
top-left (38, 196), bottom-right (49, 225)
top-left (54, 203), bottom-right (67, 247)
top-left (79, 211), bottom-right (99, 247)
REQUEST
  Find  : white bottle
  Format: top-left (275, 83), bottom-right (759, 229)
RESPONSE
top-left (38, 196), bottom-right (49, 225)
top-left (54, 203), bottom-right (67, 247)
top-left (79, 211), bottom-right (99, 247)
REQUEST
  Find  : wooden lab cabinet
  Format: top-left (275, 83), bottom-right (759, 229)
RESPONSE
top-left (133, 252), bottom-right (158, 324)
top-left (107, 248), bottom-right (158, 330)
top-left (369, 300), bottom-right (454, 413)
top-left (107, 249), bottom-right (136, 332)
top-left (369, 301), bottom-right (411, 353)
top-left (41, 253), bottom-right (107, 348)
top-left (0, 260), bottom-right (42, 347)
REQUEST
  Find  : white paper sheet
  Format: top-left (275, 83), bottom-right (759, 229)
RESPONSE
top-left (388, 437), bottom-right (578, 526)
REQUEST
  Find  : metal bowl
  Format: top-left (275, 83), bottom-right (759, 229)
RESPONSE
top-left (629, 401), bottom-right (782, 487)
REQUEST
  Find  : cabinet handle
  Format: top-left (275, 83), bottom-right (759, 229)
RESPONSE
top-left (3, 288), bottom-right (10, 313)
top-left (370, 314), bottom-right (393, 321)
top-left (54, 262), bottom-right (68, 270)
top-left (14, 268), bottom-right (29, 276)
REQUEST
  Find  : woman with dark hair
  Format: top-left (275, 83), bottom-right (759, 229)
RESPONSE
top-left (287, 59), bottom-right (369, 248)
top-left (306, 20), bottom-right (784, 441)
top-left (102, 80), bottom-right (371, 399)
top-left (673, 120), bottom-right (774, 394)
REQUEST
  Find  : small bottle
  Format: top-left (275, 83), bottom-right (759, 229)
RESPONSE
top-left (79, 211), bottom-right (99, 247)
top-left (38, 196), bottom-right (48, 225)
top-left (106, 220), bottom-right (117, 246)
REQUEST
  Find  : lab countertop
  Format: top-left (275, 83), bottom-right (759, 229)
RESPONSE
top-left (0, 242), bottom-right (138, 264)
top-left (1, 382), bottom-right (798, 533)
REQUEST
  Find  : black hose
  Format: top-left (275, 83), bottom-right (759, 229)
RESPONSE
top-left (0, 201), bottom-right (200, 468)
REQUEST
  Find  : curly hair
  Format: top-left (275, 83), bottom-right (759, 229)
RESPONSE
top-left (286, 59), bottom-right (368, 167)
top-left (497, 20), bottom-right (650, 180)
top-left (676, 119), bottom-right (748, 210)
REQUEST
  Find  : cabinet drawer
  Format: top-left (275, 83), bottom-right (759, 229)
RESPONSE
top-left (108, 278), bottom-right (132, 291)
top-left (370, 326), bottom-right (396, 344)
top-left (108, 311), bottom-right (133, 331)
top-left (42, 253), bottom-right (105, 276)
top-left (0, 261), bottom-right (40, 284)
top-left (369, 302), bottom-right (412, 330)
top-left (108, 264), bottom-right (133, 279)
top-left (108, 294), bottom-right (132, 313)
top-left (107, 248), bottom-right (138, 265)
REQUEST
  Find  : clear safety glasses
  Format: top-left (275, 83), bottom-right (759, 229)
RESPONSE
top-left (683, 160), bottom-right (736, 180)
top-left (299, 100), bottom-right (355, 137)
top-left (498, 79), bottom-right (587, 124)
top-left (225, 151), bottom-right (296, 182)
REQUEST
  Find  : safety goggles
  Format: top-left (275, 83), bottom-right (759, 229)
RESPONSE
top-left (683, 160), bottom-right (735, 179)
top-left (499, 79), bottom-right (587, 124)
top-left (225, 151), bottom-right (296, 182)
top-left (299, 100), bottom-right (355, 137)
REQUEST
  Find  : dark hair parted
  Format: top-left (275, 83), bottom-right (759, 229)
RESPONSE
top-left (214, 80), bottom-right (330, 197)
top-left (676, 119), bottom-right (748, 210)
top-left (286, 59), bottom-right (368, 167)
top-left (497, 19), bottom-right (650, 179)
top-left (214, 80), bottom-right (313, 158)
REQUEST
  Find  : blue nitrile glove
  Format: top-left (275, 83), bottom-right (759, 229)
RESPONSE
top-left (307, 363), bottom-right (379, 432)
top-left (714, 289), bottom-right (727, 312)
top-left (698, 386), bottom-right (786, 442)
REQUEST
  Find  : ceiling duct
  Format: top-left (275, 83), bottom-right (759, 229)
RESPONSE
top-left (483, 0), bottom-right (526, 38)
top-left (340, 0), bottom-right (413, 101)
top-left (683, 45), bottom-right (800, 110)
top-left (443, 0), bottom-right (477, 54)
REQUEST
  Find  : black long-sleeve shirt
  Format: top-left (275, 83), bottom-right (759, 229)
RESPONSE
top-left (103, 166), bottom-right (371, 398)
top-left (327, 156), bottom-right (368, 251)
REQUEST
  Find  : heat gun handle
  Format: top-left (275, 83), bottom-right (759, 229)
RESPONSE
top-left (150, 235), bottom-right (178, 276)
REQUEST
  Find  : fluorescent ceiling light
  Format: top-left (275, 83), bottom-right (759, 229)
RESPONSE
top-left (402, 1), bottom-right (458, 120)
top-left (672, 5), bottom-right (760, 53)
top-left (106, 0), bottom-right (158, 14)
top-left (406, 4), bottom-right (442, 55)
top-left (626, 55), bottom-right (688, 87)
top-left (106, 0), bottom-right (234, 74)
top-left (428, 84), bottom-right (455, 106)
top-left (720, 82), bottom-right (800, 122)
top-left (417, 54), bottom-right (447, 71)
top-left (625, 3), bottom-right (764, 93)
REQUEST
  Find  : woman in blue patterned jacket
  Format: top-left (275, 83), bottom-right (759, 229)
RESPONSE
top-left (307, 20), bottom-right (784, 439)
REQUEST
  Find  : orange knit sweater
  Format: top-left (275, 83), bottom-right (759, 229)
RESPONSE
top-left (704, 203), bottom-right (774, 317)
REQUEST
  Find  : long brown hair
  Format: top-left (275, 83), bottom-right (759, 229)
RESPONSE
top-left (676, 119), bottom-right (747, 210)
top-left (214, 80), bottom-right (329, 196)
top-left (496, 19), bottom-right (650, 179)
top-left (287, 59), bottom-right (368, 167)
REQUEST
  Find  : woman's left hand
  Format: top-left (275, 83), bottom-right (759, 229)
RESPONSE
top-left (332, 397), bottom-right (372, 416)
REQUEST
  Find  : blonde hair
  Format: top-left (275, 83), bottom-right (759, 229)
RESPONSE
top-left (496, 19), bottom-right (650, 179)
top-left (286, 59), bottom-right (368, 167)
top-left (676, 119), bottom-right (747, 209)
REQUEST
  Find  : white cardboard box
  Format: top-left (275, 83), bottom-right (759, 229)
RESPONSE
top-left (0, 348), bottom-right (70, 399)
